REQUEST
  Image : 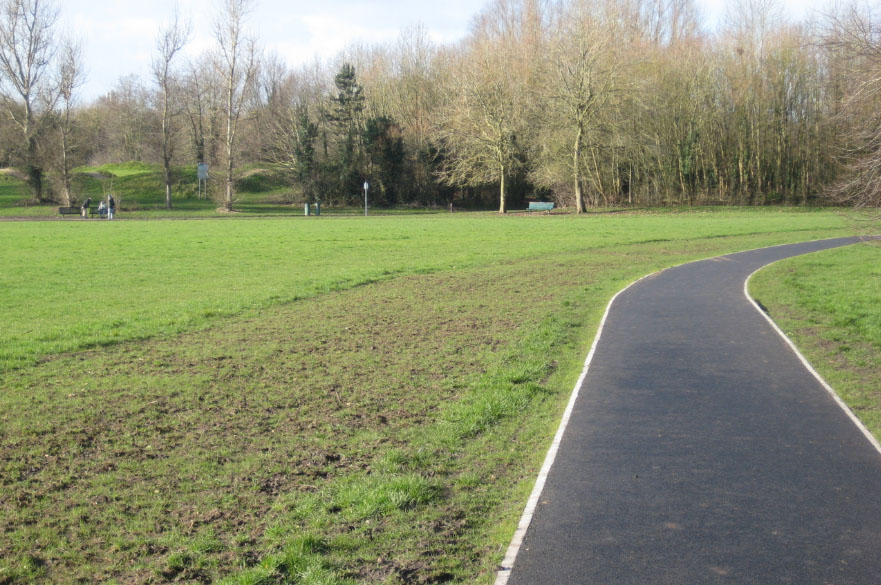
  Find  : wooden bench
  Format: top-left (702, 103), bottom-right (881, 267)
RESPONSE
top-left (58, 206), bottom-right (84, 217)
top-left (58, 206), bottom-right (106, 218)
top-left (528, 201), bottom-right (555, 213)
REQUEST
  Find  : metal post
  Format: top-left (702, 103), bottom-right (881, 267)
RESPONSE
top-left (363, 183), bottom-right (368, 216)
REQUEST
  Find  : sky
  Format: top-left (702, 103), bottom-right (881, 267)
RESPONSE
top-left (61, 0), bottom-right (835, 102)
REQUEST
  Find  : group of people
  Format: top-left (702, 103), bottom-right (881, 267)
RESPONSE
top-left (80, 195), bottom-right (116, 219)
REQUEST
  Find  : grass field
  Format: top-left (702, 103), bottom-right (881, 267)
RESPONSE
top-left (750, 240), bottom-right (881, 440)
top-left (1, 209), bottom-right (872, 584)
top-left (0, 208), bottom-right (851, 373)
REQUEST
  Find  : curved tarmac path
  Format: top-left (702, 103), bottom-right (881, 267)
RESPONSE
top-left (500, 237), bottom-right (881, 585)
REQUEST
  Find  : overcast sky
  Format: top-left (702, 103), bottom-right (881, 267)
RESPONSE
top-left (61, 0), bottom-right (835, 101)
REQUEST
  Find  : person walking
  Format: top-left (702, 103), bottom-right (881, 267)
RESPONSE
top-left (108, 194), bottom-right (116, 220)
top-left (81, 197), bottom-right (92, 218)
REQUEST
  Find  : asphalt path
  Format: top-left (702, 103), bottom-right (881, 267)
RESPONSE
top-left (501, 237), bottom-right (881, 585)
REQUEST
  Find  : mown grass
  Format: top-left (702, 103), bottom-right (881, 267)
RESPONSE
top-left (750, 239), bottom-right (881, 439)
top-left (0, 211), bottom-right (861, 584)
top-left (0, 209), bottom-right (850, 373)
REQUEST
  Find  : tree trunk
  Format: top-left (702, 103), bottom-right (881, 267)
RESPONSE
top-left (225, 74), bottom-right (235, 211)
top-left (574, 126), bottom-right (586, 213)
top-left (498, 165), bottom-right (507, 213)
top-left (164, 165), bottom-right (173, 209)
top-left (24, 102), bottom-right (40, 201)
top-left (26, 129), bottom-right (43, 202)
top-left (60, 129), bottom-right (71, 206)
top-left (162, 94), bottom-right (174, 209)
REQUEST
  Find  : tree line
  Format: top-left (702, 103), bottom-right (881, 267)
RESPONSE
top-left (1, 0), bottom-right (880, 212)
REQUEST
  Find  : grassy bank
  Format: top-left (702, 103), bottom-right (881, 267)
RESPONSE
top-left (0, 163), bottom-right (300, 218)
top-left (0, 211), bottom-right (859, 584)
top-left (0, 163), bottom-right (458, 219)
top-left (749, 240), bottom-right (881, 439)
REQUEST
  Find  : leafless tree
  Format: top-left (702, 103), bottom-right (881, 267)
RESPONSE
top-left (213, 0), bottom-right (259, 211)
top-left (180, 54), bottom-right (223, 174)
top-left (153, 6), bottom-right (190, 209)
top-left (434, 42), bottom-right (525, 213)
top-left (822, 3), bottom-right (881, 209)
top-left (52, 35), bottom-right (82, 206)
top-left (434, 0), bottom-right (542, 213)
top-left (258, 60), bottom-right (329, 202)
top-left (533, 0), bottom-right (623, 212)
top-left (0, 0), bottom-right (58, 200)
top-left (85, 75), bottom-right (157, 164)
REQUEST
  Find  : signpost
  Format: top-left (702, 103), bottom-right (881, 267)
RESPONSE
top-left (197, 163), bottom-right (208, 199)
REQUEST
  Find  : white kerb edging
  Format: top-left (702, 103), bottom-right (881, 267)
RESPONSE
top-left (496, 238), bottom-right (881, 584)
top-left (494, 275), bottom-right (651, 585)
top-left (745, 265), bottom-right (881, 457)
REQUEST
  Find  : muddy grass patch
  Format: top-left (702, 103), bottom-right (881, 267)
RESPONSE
top-left (1, 252), bottom-right (593, 584)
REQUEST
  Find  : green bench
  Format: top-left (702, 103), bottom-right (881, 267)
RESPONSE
top-left (527, 201), bottom-right (555, 213)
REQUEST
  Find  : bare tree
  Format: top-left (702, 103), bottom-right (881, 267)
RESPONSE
top-left (180, 54), bottom-right (223, 173)
top-left (259, 61), bottom-right (328, 203)
top-left (85, 75), bottom-right (157, 164)
top-left (52, 35), bottom-right (82, 206)
top-left (434, 42), bottom-right (525, 213)
top-left (823, 4), bottom-right (881, 208)
top-left (434, 0), bottom-right (542, 213)
top-left (637, 0), bottom-right (701, 46)
top-left (534, 0), bottom-right (623, 212)
top-left (213, 0), bottom-right (258, 211)
top-left (153, 6), bottom-right (190, 209)
top-left (0, 0), bottom-right (58, 201)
